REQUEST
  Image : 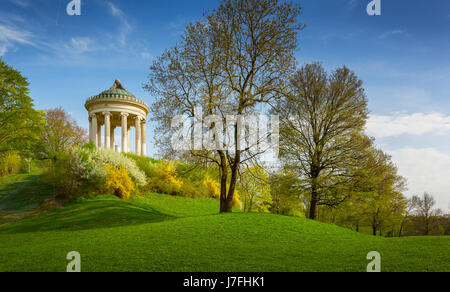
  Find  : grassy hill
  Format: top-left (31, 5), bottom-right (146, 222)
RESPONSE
top-left (0, 172), bottom-right (449, 272)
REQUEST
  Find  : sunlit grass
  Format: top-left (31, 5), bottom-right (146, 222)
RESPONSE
top-left (0, 172), bottom-right (448, 272)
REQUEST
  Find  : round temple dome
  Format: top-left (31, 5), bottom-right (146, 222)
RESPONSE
top-left (85, 79), bottom-right (149, 113)
top-left (85, 79), bottom-right (149, 156)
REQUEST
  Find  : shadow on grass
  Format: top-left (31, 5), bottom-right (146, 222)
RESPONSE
top-left (0, 198), bottom-right (177, 234)
top-left (0, 174), bottom-right (54, 224)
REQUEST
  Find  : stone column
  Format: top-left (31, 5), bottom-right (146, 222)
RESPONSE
top-left (110, 126), bottom-right (115, 150)
top-left (127, 127), bottom-right (131, 153)
top-left (90, 114), bottom-right (98, 146)
top-left (141, 120), bottom-right (146, 157)
top-left (89, 116), bottom-right (93, 144)
top-left (104, 112), bottom-right (111, 149)
top-left (97, 124), bottom-right (102, 148)
top-left (121, 113), bottom-right (129, 153)
top-left (135, 116), bottom-right (141, 156)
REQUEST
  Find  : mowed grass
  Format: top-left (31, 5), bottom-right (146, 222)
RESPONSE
top-left (0, 168), bottom-right (54, 226)
top-left (0, 173), bottom-right (449, 272)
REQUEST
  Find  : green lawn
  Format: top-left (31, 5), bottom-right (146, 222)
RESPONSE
top-left (0, 172), bottom-right (448, 272)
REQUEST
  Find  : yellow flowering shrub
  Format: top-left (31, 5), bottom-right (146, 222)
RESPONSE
top-left (203, 176), bottom-right (220, 199)
top-left (104, 165), bottom-right (135, 199)
top-left (159, 162), bottom-right (183, 188)
top-left (203, 176), bottom-right (241, 207)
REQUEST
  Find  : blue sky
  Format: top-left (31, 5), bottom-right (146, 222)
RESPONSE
top-left (1, 0), bottom-right (450, 209)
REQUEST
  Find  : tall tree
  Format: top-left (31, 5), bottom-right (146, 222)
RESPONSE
top-left (146, 0), bottom-right (304, 212)
top-left (0, 59), bottom-right (45, 155)
top-left (275, 63), bottom-right (369, 219)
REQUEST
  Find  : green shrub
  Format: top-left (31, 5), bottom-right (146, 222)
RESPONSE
top-left (44, 146), bottom-right (147, 200)
top-left (0, 152), bottom-right (24, 177)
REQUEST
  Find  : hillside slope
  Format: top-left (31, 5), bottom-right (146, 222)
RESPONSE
top-left (0, 190), bottom-right (449, 272)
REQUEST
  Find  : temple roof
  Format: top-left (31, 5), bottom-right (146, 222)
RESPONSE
top-left (85, 79), bottom-right (149, 109)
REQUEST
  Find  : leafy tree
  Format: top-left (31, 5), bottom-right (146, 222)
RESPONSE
top-left (351, 147), bottom-right (406, 236)
top-left (274, 63), bottom-right (369, 219)
top-left (269, 170), bottom-right (304, 216)
top-left (0, 59), bottom-right (45, 156)
top-left (38, 107), bottom-right (88, 161)
top-left (146, 0), bottom-right (304, 212)
top-left (239, 166), bottom-right (272, 213)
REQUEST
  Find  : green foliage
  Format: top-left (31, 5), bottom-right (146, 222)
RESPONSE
top-left (0, 60), bottom-right (45, 156)
top-left (270, 170), bottom-right (305, 217)
top-left (274, 63), bottom-right (369, 219)
top-left (239, 166), bottom-right (271, 213)
top-left (0, 152), bottom-right (24, 177)
top-left (43, 146), bottom-right (146, 200)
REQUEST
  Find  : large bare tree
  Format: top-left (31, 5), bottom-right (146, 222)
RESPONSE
top-left (146, 0), bottom-right (304, 212)
top-left (274, 63), bottom-right (369, 220)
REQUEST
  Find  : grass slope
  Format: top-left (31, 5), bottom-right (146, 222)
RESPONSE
top-left (0, 173), bottom-right (449, 272)
top-left (0, 168), bottom-right (54, 226)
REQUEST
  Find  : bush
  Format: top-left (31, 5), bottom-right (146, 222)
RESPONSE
top-left (104, 165), bottom-right (135, 199)
top-left (93, 148), bottom-right (147, 187)
top-left (125, 153), bottom-right (160, 177)
top-left (44, 148), bottom-right (106, 200)
top-left (159, 162), bottom-right (183, 188)
top-left (44, 146), bottom-right (147, 200)
top-left (0, 152), bottom-right (23, 177)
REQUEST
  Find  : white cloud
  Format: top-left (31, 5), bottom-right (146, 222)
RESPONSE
top-left (0, 23), bottom-right (35, 56)
top-left (106, 2), bottom-right (133, 46)
top-left (379, 29), bottom-right (407, 39)
top-left (367, 113), bottom-right (450, 138)
top-left (388, 147), bottom-right (450, 210)
top-left (0, 44), bottom-right (7, 57)
top-left (68, 37), bottom-right (94, 54)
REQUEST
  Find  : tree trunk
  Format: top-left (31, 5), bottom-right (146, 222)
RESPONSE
top-left (309, 180), bottom-right (318, 220)
top-left (372, 226), bottom-right (377, 236)
top-left (218, 151), bottom-right (229, 213)
top-left (221, 152), bottom-right (240, 213)
top-left (398, 221), bottom-right (405, 237)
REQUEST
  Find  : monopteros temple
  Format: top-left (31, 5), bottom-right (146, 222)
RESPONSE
top-left (85, 79), bottom-right (149, 156)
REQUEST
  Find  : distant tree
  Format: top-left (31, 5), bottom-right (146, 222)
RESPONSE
top-left (269, 170), bottom-right (304, 216)
top-left (239, 166), bottom-right (272, 213)
top-left (414, 193), bottom-right (440, 236)
top-left (398, 196), bottom-right (420, 237)
top-left (0, 59), bottom-right (45, 156)
top-left (38, 107), bottom-right (88, 161)
top-left (274, 63), bottom-right (369, 220)
top-left (146, 0), bottom-right (304, 213)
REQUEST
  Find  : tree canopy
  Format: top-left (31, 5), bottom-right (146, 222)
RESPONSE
top-left (0, 59), bottom-right (45, 156)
